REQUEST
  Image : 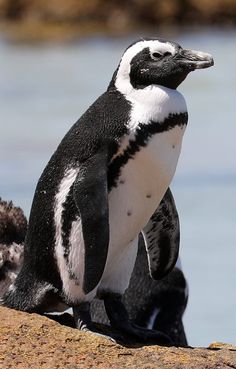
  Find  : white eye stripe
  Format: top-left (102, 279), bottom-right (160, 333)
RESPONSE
top-left (149, 42), bottom-right (175, 53)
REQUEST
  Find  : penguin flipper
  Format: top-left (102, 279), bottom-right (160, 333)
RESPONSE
top-left (73, 148), bottom-right (109, 294)
top-left (141, 187), bottom-right (179, 280)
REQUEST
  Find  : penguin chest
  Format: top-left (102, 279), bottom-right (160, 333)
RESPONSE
top-left (108, 124), bottom-right (186, 248)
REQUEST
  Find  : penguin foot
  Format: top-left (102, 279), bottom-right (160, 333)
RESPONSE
top-left (72, 304), bottom-right (124, 343)
top-left (103, 292), bottom-right (172, 345)
top-left (81, 325), bottom-right (119, 343)
top-left (118, 322), bottom-right (172, 345)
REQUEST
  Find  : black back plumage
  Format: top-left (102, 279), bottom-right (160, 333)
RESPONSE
top-left (4, 89), bottom-right (131, 304)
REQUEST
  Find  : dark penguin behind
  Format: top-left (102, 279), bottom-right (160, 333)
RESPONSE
top-left (91, 188), bottom-right (189, 346)
top-left (92, 241), bottom-right (188, 346)
top-left (0, 199), bottom-right (26, 297)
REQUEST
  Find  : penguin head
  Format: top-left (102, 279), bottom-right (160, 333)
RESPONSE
top-left (113, 38), bottom-right (214, 93)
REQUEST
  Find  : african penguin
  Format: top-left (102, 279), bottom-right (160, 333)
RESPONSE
top-left (0, 198), bottom-right (26, 298)
top-left (0, 198), bottom-right (27, 246)
top-left (2, 38), bottom-right (213, 343)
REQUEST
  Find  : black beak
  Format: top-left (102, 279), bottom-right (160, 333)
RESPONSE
top-left (178, 48), bottom-right (214, 70)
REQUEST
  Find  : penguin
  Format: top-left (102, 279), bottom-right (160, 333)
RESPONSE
top-left (0, 198), bottom-right (26, 297)
top-left (0, 198), bottom-right (27, 245)
top-left (2, 38), bottom-right (213, 343)
top-left (0, 242), bottom-right (24, 297)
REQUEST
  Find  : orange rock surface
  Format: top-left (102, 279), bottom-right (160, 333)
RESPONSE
top-left (0, 306), bottom-right (236, 369)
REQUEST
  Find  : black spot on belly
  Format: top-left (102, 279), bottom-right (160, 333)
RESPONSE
top-left (146, 193), bottom-right (152, 198)
top-left (127, 210), bottom-right (132, 216)
top-left (119, 179), bottom-right (125, 184)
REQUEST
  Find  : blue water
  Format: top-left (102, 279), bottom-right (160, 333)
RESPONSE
top-left (0, 28), bottom-right (235, 346)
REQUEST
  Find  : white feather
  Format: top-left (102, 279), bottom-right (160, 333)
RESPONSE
top-left (68, 218), bottom-right (85, 287)
top-left (127, 85), bottom-right (187, 131)
top-left (99, 237), bottom-right (139, 295)
top-left (146, 307), bottom-right (160, 329)
top-left (54, 168), bottom-right (96, 302)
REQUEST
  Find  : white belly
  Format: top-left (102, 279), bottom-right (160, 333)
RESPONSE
top-left (108, 125), bottom-right (185, 249)
top-left (100, 125), bottom-right (186, 290)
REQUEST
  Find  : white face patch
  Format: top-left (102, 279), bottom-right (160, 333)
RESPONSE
top-left (115, 40), bottom-right (176, 96)
top-left (114, 40), bottom-right (187, 131)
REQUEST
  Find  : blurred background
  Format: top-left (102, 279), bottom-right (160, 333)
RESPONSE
top-left (0, 0), bottom-right (235, 347)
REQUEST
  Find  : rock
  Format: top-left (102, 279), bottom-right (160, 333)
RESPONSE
top-left (0, 198), bottom-right (26, 298)
top-left (0, 306), bottom-right (235, 369)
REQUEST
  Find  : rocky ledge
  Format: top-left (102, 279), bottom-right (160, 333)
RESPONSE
top-left (0, 306), bottom-right (235, 369)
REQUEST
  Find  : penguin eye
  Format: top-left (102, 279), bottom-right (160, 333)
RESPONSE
top-left (151, 51), bottom-right (173, 60)
top-left (152, 52), bottom-right (163, 59)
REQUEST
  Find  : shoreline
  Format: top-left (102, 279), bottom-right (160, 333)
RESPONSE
top-left (0, 0), bottom-right (235, 43)
top-left (1, 21), bottom-right (236, 44)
